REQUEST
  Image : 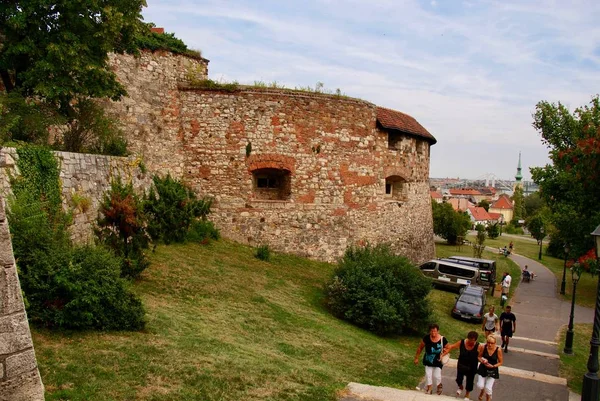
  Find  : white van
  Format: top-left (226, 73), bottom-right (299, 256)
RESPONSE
top-left (419, 259), bottom-right (480, 292)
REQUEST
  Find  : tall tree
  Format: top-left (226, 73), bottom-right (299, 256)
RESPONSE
top-left (432, 201), bottom-right (471, 245)
top-left (531, 96), bottom-right (600, 257)
top-left (511, 186), bottom-right (524, 224)
top-left (0, 0), bottom-right (147, 114)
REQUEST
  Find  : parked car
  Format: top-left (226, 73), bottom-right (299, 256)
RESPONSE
top-left (451, 285), bottom-right (486, 323)
top-left (419, 259), bottom-right (481, 292)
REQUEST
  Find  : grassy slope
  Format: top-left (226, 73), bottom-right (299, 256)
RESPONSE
top-left (31, 240), bottom-right (531, 400)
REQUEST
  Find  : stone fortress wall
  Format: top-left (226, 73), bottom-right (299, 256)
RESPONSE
top-left (104, 50), bottom-right (436, 263)
top-left (0, 148), bottom-right (150, 244)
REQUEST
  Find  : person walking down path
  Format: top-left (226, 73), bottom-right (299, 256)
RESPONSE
top-left (499, 306), bottom-right (516, 353)
top-left (476, 335), bottom-right (503, 401)
top-left (442, 331), bottom-right (482, 400)
top-left (482, 307), bottom-right (499, 339)
top-left (414, 323), bottom-right (448, 395)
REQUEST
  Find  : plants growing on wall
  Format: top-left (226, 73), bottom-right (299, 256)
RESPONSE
top-left (96, 177), bottom-right (150, 279)
top-left (324, 244), bottom-right (432, 335)
top-left (8, 144), bottom-right (145, 329)
top-left (144, 174), bottom-right (213, 244)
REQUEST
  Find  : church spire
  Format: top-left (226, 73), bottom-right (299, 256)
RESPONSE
top-left (515, 152), bottom-right (523, 186)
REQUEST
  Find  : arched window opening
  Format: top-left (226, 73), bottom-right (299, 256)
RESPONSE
top-left (252, 168), bottom-right (291, 200)
top-left (385, 175), bottom-right (408, 201)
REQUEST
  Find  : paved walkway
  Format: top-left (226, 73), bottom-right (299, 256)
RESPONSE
top-left (340, 252), bottom-right (595, 401)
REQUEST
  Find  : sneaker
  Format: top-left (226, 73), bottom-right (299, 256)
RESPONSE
top-left (456, 389), bottom-right (462, 397)
top-left (504, 347), bottom-right (509, 353)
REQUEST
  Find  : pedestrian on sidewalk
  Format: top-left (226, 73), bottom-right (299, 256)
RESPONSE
top-left (442, 331), bottom-right (482, 400)
top-left (501, 272), bottom-right (511, 296)
top-left (414, 323), bottom-right (448, 395)
top-left (476, 335), bottom-right (503, 401)
top-left (481, 306), bottom-right (499, 339)
top-left (499, 305), bottom-right (516, 353)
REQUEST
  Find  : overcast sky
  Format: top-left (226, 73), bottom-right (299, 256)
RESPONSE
top-left (142, 0), bottom-right (600, 181)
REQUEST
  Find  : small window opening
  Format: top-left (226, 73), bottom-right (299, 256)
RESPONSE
top-left (388, 132), bottom-right (402, 150)
top-left (385, 175), bottom-right (408, 201)
top-left (252, 168), bottom-right (291, 200)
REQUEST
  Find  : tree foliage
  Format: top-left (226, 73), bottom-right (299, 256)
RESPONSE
top-left (531, 96), bottom-right (600, 257)
top-left (0, 0), bottom-right (147, 112)
top-left (473, 224), bottom-right (486, 258)
top-left (523, 191), bottom-right (545, 218)
top-left (477, 199), bottom-right (490, 211)
top-left (431, 201), bottom-right (471, 245)
top-left (486, 222), bottom-right (500, 239)
top-left (511, 186), bottom-right (525, 224)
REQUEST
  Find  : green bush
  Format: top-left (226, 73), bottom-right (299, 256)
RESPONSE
top-left (324, 244), bottom-right (432, 336)
top-left (57, 98), bottom-right (128, 156)
top-left (486, 223), bottom-right (500, 239)
top-left (19, 245), bottom-right (145, 330)
top-left (186, 220), bottom-right (220, 243)
top-left (255, 245), bottom-right (271, 261)
top-left (503, 222), bottom-right (524, 235)
top-left (96, 177), bottom-right (150, 279)
top-left (144, 174), bottom-right (213, 244)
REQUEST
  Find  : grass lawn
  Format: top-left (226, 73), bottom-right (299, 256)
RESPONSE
top-left (467, 234), bottom-right (599, 308)
top-left (33, 239), bottom-right (485, 401)
top-left (559, 324), bottom-right (593, 395)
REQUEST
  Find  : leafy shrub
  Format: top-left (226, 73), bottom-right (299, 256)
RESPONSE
top-left (186, 220), bottom-right (220, 243)
top-left (144, 174), bottom-right (213, 244)
top-left (7, 146), bottom-right (145, 330)
top-left (0, 92), bottom-right (64, 145)
top-left (135, 24), bottom-right (202, 58)
top-left (96, 177), bottom-right (150, 279)
top-left (19, 245), bottom-right (145, 330)
top-left (503, 222), bottom-right (524, 235)
top-left (486, 222), bottom-right (500, 239)
top-left (255, 245), bottom-right (271, 261)
top-left (57, 98), bottom-right (128, 156)
top-left (324, 244), bottom-right (432, 336)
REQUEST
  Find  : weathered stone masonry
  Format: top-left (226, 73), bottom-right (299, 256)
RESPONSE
top-left (106, 50), bottom-right (437, 263)
top-left (0, 199), bottom-right (44, 401)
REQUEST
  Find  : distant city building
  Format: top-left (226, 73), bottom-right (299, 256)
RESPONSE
top-left (489, 194), bottom-right (514, 223)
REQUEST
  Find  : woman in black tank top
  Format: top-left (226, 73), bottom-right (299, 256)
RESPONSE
top-left (476, 335), bottom-right (503, 401)
top-left (442, 331), bottom-right (481, 399)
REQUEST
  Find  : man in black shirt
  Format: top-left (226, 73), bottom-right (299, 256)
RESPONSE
top-left (499, 305), bottom-right (516, 353)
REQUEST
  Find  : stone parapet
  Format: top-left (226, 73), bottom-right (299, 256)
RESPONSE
top-left (0, 198), bottom-right (44, 401)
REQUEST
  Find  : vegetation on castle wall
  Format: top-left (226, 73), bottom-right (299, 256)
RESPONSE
top-left (8, 145), bottom-right (145, 330)
top-left (135, 23), bottom-right (203, 59)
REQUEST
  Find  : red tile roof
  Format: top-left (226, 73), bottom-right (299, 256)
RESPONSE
top-left (468, 207), bottom-right (492, 221)
top-left (151, 27), bottom-right (165, 34)
top-left (449, 189), bottom-right (482, 196)
top-left (490, 196), bottom-right (513, 210)
top-left (376, 107), bottom-right (437, 144)
top-left (430, 191), bottom-right (442, 199)
top-left (488, 212), bottom-right (503, 220)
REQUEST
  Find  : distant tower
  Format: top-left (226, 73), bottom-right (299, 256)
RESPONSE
top-left (514, 152), bottom-right (523, 189)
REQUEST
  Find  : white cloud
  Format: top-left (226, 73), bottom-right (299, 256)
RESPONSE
top-left (142, 0), bottom-right (600, 179)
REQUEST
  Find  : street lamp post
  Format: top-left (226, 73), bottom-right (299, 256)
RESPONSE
top-left (562, 244), bottom-right (570, 296)
top-left (564, 263), bottom-right (581, 354)
top-left (538, 227), bottom-right (545, 260)
top-left (581, 224), bottom-right (600, 401)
